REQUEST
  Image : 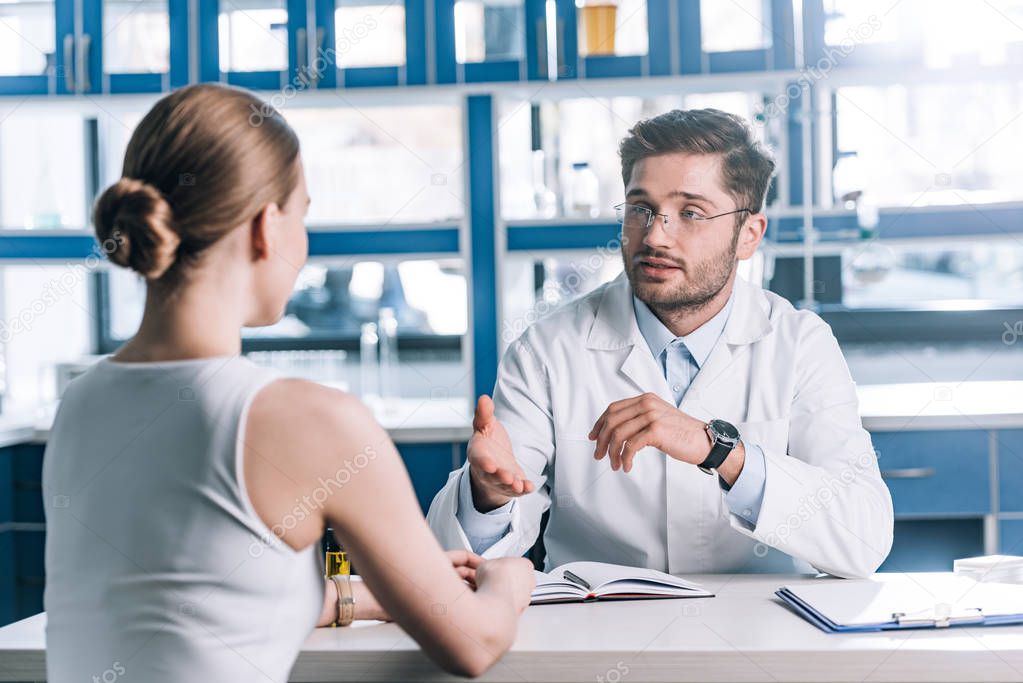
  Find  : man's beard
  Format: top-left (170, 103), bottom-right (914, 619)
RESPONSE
top-left (624, 239), bottom-right (737, 315)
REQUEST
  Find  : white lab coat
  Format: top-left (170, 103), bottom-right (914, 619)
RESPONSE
top-left (427, 273), bottom-right (894, 579)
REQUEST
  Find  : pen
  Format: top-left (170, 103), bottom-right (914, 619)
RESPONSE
top-left (562, 570), bottom-right (591, 591)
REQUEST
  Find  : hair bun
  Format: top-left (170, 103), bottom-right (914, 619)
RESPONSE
top-left (93, 178), bottom-right (180, 280)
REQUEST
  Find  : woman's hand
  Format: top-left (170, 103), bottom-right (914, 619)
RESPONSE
top-left (321, 549), bottom-right (487, 625)
top-left (474, 557), bottom-right (535, 614)
top-left (445, 549), bottom-right (484, 589)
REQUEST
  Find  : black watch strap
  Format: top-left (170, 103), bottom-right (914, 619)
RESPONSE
top-left (699, 438), bottom-right (732, 472)
top-left (699, 419), bottom-right (740, 473)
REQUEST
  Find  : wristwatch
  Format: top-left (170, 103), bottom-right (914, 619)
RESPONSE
top-left (698, 419), bottom-right (740, 475)
top-left (330, 574), bottom-right (355, 627)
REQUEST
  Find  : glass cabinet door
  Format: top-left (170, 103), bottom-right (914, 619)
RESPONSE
top-left (0, 109), bottom-right (88, 229)
top-left (435, 0), bottom-right (547, 83)
top-left (314, 0), bottom-right (426, 87)
top-left (695, 0), bottom-right (793, 73)
top-left (283, 103), bottom-right (465, 225)
top-left (97, 0), bottom-right (186, 91)
top-left (0, 0), bottom-right (57, 95)
top-left (554, 0), bottom-right (669, 79)
top-left (202, 0), bottom-right (306, 89)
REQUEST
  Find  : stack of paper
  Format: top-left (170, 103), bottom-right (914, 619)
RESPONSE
top-left (777, 573), bottom-right (1023, 633)
top-left (953, 555), bottom-right (1023, 584)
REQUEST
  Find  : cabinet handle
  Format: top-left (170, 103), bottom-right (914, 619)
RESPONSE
top-left (296, 27), bottom-right (307, 81)
top-left (556, 17), bottom-right (565, 78)
top-left (63, 33), bottom-right (75, 91)
top-left (535, 17), bottom-right (547, 78)
top-left (880, 467), bottom-right (936, 480)
top-left (78, 34), bottom-right (92, 92)
top-left (311, 27), bottom-right (325, 86)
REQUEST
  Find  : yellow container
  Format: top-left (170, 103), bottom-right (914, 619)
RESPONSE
top-left (579, 0), bottom-right (617, 56)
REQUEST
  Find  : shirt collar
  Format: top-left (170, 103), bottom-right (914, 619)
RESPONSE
top-left (632, 288), bottom-right (736, 369)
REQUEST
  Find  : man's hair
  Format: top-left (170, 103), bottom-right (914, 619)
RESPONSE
top-left (619, 108), bottom-right (775, 214)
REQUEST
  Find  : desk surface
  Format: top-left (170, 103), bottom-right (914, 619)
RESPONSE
top-left (3, 573), bottom-right (1023, 682)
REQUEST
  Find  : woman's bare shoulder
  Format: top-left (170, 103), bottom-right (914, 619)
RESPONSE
top-left (246, 379), bottom-right (392, 480)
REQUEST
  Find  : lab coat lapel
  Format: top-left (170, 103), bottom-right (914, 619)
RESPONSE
top-left (680, 276), bottom-right (773, 420)
top-left (678, 337), bottom-right (734, 422)
top-left (586, 273), bottom-right (674, 405)
top-left (619, 344), bottom-right (675, 404)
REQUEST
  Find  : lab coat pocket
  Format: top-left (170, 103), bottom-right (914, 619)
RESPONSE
top-left (735, 417), bottom-right (789, 456)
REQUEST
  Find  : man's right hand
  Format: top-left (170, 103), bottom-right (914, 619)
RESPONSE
top-left (467, 395), bottom-right (535, 512)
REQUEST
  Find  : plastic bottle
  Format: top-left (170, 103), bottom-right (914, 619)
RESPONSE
top-left (567, 162), bottom-right (600, 218)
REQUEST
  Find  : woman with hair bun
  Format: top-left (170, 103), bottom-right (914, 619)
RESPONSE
top-left (41, 83), bottom-right (533, 683)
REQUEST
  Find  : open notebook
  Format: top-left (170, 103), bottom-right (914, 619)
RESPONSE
top-left (531, 561), bottom-right (713, 604)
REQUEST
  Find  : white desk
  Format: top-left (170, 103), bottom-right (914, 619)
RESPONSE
top-left (3, 573), bottom-right (1023, 682)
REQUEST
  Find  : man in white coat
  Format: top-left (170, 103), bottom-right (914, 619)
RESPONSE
top-left (427, 109), bottom-right (894, 579)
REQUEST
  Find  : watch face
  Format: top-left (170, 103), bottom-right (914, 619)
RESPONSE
top-left (710, 419), bottom-right (739, 441)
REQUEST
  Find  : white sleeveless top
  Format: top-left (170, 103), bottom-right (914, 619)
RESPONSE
top-left (42, 355), bottom-right (323, 683)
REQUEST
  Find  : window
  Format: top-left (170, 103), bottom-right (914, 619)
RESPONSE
top-left (822, 0), bottom-right (909, 48)
top-left (99, 110), bottom-right (146, 189)
top-left (0, 265), bottom-right (93, 406)
top-left (284, 104), bottom-right (465, 225)
top-left (455, 0), bottom-right (524, 63)
top-left (0, 0), bottom-right (55, 76)
top-left (219, 0), bottom-right (289, 72)
top-left (0, 111), bottom-right (88, 230)
top-left (102, 258), bottom-right (467, 347)
top-left (335, 0), bottom-right (406, 68)
top-left (824, 0), bottom-right (1023, 68)
top-left (841, 241), bottom-right (1023, 309)
top-left (700, 0), bottom-right (771, 53)
top-left (103, 0), bottom-right (170, 73)
top-left (833, 82), bottom-right (1023, 207)
top-left (99, 259), bottom-right (468, 401)
top-left (502, 251), bottom-right (624, 348)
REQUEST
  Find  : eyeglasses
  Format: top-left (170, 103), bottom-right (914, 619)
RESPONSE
top-left (614, 203), bottom-right (753, 234)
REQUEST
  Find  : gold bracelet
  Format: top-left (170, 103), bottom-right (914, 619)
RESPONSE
top-left (330, 574), bottom-right (354, 627)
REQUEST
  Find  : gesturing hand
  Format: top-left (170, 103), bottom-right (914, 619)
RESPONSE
top-left (467, 395), bottom-right (535, 512)
top-left (588, 392), bottom-right (713, 473)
